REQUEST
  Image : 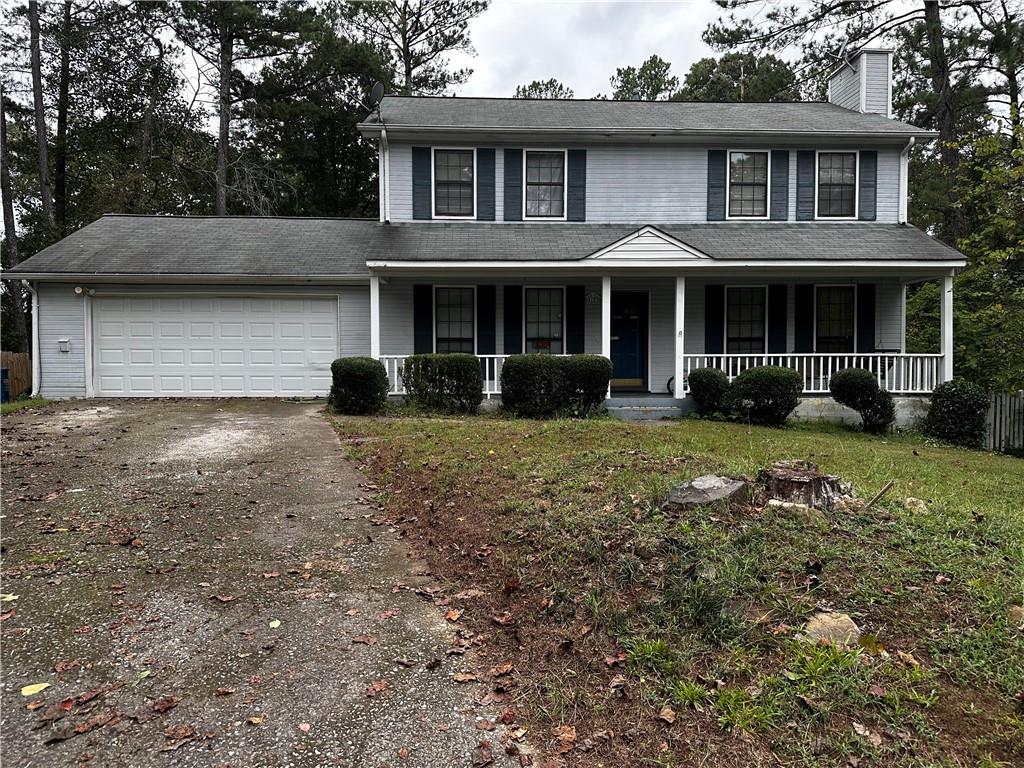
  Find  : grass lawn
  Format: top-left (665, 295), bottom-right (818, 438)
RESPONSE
top-left (0, 397), bottom-right (52, 416)
top-left (332, 413), bottom-right (1024, 767)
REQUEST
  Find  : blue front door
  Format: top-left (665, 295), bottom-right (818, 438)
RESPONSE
top-left (610, 291), bottom-right (648, 390)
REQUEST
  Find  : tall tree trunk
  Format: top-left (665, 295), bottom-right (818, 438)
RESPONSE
top-left (216, 21), bottom-right (233, 215)
top-left (28, 0), bottom-right (55, 227)
top-left (400, 1), bottom-right (413, 95)
top-left (1, 84), bottom-right (30, 354)
top-left (54, 0), bottom-right (72, 234)
top-left (134, 33), bottom-right (165, 212)
top-left (922, 0), bottom-right (964, 241)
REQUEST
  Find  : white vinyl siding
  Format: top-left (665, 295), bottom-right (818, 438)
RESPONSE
top-left (37, 283), bottom-right (87, 398)
top-left (389, 144), bottom-right (413, 221)
top-left (861, 51), bottom-right (892, 116)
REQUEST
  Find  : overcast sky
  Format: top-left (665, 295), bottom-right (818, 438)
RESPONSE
top-left (447, 0), bottom-right (725, 98)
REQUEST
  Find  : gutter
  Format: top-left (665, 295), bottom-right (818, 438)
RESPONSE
top-left (7, 272), bottom-right (372, 284)
top-left (22, 280), bottom-right (40, 397)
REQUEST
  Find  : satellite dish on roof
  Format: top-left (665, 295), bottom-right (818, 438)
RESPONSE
top-left (368, 81), bottom-right (385, 110)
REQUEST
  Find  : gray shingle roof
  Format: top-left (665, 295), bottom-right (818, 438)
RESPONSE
top-left (9, 215), bottom-right (376, 277)
top-left (367, 222), bottom-right (964, 263)
top-left (8, 216), bottom-right (963, 279)
top-left (360, 97), bottom-right (933, 138)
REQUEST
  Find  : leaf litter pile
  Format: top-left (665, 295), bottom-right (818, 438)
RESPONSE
top-left (336, 414), bottom-right (1024, 767)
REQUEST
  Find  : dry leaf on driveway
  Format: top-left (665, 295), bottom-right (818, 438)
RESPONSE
top-left (365, 679), bottom-right (389, 698)
top-left (352, 634), bottom-right (378, 646)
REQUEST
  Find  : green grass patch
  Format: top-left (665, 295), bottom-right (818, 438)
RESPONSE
top-left (1, 397), bottom-right (51, 415)
top-left (333, 413), bottom-right (1024, 766)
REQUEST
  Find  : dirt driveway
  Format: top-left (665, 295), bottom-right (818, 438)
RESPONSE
top-left (1, 400), bottom-right (518, 767)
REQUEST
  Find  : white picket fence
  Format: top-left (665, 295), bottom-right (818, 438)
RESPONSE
top-left (986, 390), bottom-right (1024, 453)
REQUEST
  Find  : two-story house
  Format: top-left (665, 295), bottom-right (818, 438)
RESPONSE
top-left (10, 48), bottom-right (964, 419)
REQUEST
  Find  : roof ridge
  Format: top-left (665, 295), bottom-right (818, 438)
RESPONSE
top-left (380, 95), bottom-right (833, 106)
top-left (101, 213), bottom-right (378, 222)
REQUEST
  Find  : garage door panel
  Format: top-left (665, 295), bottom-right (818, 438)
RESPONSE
top-left (93, 295), bottom-right (339, 397)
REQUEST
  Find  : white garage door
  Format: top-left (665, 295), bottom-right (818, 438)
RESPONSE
top-left (93, 295), bottom-right (338, 396)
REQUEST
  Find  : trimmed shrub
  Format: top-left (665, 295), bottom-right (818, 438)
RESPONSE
top-left (924, 378), bottom-right (989, 448)
top-left (500, 355), bottom-right (567, 419)
top-left (329, 357), bottom-right (388, 415)
top-left (563, 355), bottom-right (613, 417)
top-left (830, 367), bottom-right (896, 434)
top-left (687, 367), bottom-right (732, 415)
top-left (730, 365), bottom-right (803, 426)
top-left (829, 368), bottom-right (879, 412)
top-left (402, 353), bottom-right (483, 414)
top-left (861, 389), bottom-right (896, 434)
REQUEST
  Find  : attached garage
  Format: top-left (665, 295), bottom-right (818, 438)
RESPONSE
top-left (92, 295), bottom-right (339, 397)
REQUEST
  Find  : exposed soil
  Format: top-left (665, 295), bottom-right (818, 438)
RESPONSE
top-left (1, 400), bottom-right (523, 767)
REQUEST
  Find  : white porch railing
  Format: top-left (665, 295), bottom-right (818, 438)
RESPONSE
top-left (380, 354), bottom-right (513, 397)
top-left (681, 353), bottom-right (944, 395)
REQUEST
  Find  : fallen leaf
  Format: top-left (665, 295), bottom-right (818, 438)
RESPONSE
top-left (0, 609), bottom-right (14, 621)
top-left (445, 609), bottom-right (463, 622)
top-left (151, 696), bottom-right (181, 713)
top-left (852, 721), bottom-right (882, 747)
top-left (934, 573), bottom-right (952, 585)
top-left (365, 679), bottom-right (389, 698)
top-left (164, 723), bottom-right (195, 741)
top-left (247, 715), bottom-right (265, 725)
top-left (553, 723), bottom-right (577, 753)
top-left (21, 683), bottom-right (50, 697)
top-left (379, 609), bottom-right (399, 620)
top-left (0, 594), bottom-right (19, 602)
top-left (491, 612), bottom-right (513, 626)
top-left (471, 739), bottom-right (494, 766)
top-left (604, 650), bottom-right (627, 667)
top-left (658, 705), bottom-right (676, 724)
top-left (298, 722), bottom-right (311, 733)
top-left (398, 747), bottom-right (410, 759)
top-left (54, 659), bottom-right (80, 673)
top-left (345, 608), bottom-right (360, 616)
top-left (453, 672), bottom-right (478, 683)
top-left (269, 619), bottom-right (281, 629)
top-left (211, 594), bottom-right (236, 603)
top-left (214, 687), bottom-right (235, 696)
top-left (896, 650), bottom-right (920, 668)
top-left (262, 571), bottom-right (280, 578)
top-left (352, 634), bottom-right (378, 646)
top-left (490, 662), bottom-right (513, 677)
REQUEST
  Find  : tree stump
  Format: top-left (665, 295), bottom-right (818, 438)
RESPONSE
top-left (756, 460), bottom-right (850, 509)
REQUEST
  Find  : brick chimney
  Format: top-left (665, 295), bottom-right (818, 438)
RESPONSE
top-left (827, 48), bottom-right (893, 118)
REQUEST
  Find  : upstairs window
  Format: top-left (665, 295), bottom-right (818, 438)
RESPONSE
top-left (433, 149), bottom-right (475, 218)
top-left (726, 286), bottom-right (767, 353)
top-left (816, 152), bottom-right (857, 218)
top-left (728, 151), bottom-right (769, 218)
top-left (816, 285), bottom-right (855, 352)
top-left (524, 287), bottom-right (564, 353)
top-left (435, 287), bottom-right (475, 353)
top-left (524, 150), bottom-right (566, 218)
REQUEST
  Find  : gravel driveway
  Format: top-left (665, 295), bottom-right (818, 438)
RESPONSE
top-left (1, 400), bottom-right (519, 767)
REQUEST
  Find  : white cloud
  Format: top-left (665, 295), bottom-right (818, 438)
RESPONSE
top-left (448, 0), bottom-right (721, 98)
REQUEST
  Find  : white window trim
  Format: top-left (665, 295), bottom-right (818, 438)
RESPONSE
top-left (522, 286), bottom-right (567, 353)
top-left (726, 149), bottom-right (771, 221)
top-left (431, 147), bottom-right (477, 220)
top-left (522, 149), bottom-right (569, 221)
top-left (433, 284), bottom-right (477, 354)
top-left (814, 149), bottom-right (859, 220)
top-left (724, 285), bottom-right (769, 354)
top-left (812, 283), bottom-right (858, 353)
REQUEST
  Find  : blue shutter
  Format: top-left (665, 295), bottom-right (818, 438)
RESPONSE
top-left (477, 148), bottom-right (495, 221)
top-left (503, 285), bottom-right (522, 352)
top-left (794, 284), bottom-right (814, 352)
top-left (858, 150), bottom-right (877, 221)
top-left (412, 147), bottom-right (431, 220)
top-left (565, 285), bottom-right (585, 353)
top-left (413, 284), bottom-right (433, 353)
top-left (707, 150), bottom-right (726, 221)
top-left (770, 150), bottom-right (789, 221)
top-left (567, 150), bottom-right (586, 221)
top-left (796, 151), bottom-right (815, 221)
top-left (704, 285), bottom-right (724, 353)
top-left (477, 285), bottom-right (496, 354)
top-left (767, 284), bottom-right (787, 353)
top-left (503, 149), bottom-right (522, 221)
top-left (856, 284), bottom-right (876, 352)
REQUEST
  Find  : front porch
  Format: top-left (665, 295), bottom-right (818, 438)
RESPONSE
top-left (369, 271), bottom-right (954, 400)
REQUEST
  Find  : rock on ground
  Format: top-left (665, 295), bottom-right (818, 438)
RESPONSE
top-left (799, 611), bottom-right (861, 648)
top-left (662, 475), bottom-right (751, 512)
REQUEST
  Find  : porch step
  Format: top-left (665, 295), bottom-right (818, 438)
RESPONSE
top-left (605, 396), bottom-right (687, 421)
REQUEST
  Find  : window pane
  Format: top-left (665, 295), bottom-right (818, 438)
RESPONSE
top-left (815, 286), bottom-right (855, 352)
top-left (525, 287), bottom-right (563, 353)
top-left (726, 287), bottom-right (766, 353)
top-left (435, 287), bottom-right (474, 352)
top-left (729, 151), bottom-right (768, 217)
top-left (525, 151), bottom-right (565, 218)
top-left (434, 150), bottom-right (474, 216)
top-left (817, 152), bottom-right (856, 217)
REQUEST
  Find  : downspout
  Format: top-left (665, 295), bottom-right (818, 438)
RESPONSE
top-left (380, 125), bottom-right (391, 224)
top-left (22, 279), bottom-right (40, 396)
top-left (898, 136), bottom-right (915, 224)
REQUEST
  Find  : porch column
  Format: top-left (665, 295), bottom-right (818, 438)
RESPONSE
top-left (674, 276), bottom-right (686, 399)
top-left (940, 272), bottom-right (954, 383)
top-left (369, 273), bottom-right (381, 359)
top-left (601, 276), bottom-right (611, 397)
